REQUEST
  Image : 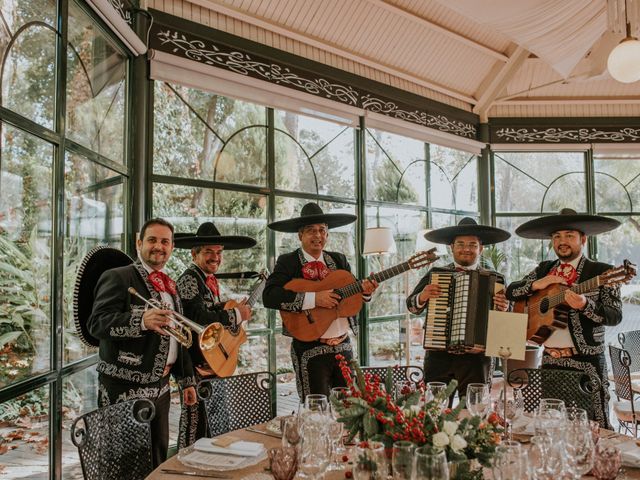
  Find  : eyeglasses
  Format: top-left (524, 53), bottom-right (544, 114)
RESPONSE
top-left (301, 227), bottom-right (328, 236)
top-left (453, 242), bottom-right (480, 250)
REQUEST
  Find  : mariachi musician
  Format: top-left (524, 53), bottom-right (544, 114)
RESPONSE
top-left (174, 222), bottom-right (256, 447)
top-left (262, 203), bottom-right (378, 400)
top-left (506, 208), bottom-right (623, 428)
top-left (406, 218), bottom-right (511, 403)
top-left (81, 218), bottom-right (196, 468)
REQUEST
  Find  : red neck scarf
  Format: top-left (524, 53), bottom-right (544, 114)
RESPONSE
top-left (148, 271), bottom-right (177, 295)
top-left (302, 260), bottom-right (330, 281)
top-left (549, 262), bottom-right (578, 286)
top-left (205, 275), bottom-right (219, 297)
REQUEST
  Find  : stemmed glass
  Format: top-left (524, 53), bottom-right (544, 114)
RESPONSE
top-left (414, 446), bottom-right (449, 480)
top-left (466, 383), bottom-right (491, 418)
top-left (564, 420), bottom-right (595, 479)
top-left (529, 435), bottom-right (564, 479)
top-left (492, 441), bottom-right (527, 480)
top-left (425, 381), bottom-right (448, 410)
top-left (298, 422), bottom-right (330, 480)
top-left (494, 388), bottom-right (523, 438)
top-left (391, 441), bottom-right (415, 480)
top-left (353, 441), bottom-right (387, 480)
top-left (534, 398), bottom-right (566, 437)
top-left (300, 394), bottom-right (330, 425)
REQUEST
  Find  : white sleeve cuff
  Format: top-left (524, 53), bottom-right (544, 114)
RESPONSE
top-left (302, 292), bottom-right (315, 310)
top-left (415, 297), bottom-right (425, 309)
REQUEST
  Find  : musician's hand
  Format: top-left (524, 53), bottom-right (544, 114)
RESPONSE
top-left (142, 308), bottom-right (173, 334)
top-left (183, 386), bottom-right (197, 406)
top-left (316, 290), bottom-right (340, 309)
top-left (361, 278), bottom-right (378, 295)
top-left (531, 275), bottom-right (566, 291)
top-left (418, 284), bottom-right (441, 304)
top-left (493, 291), bottom-right (509, 311)
top-left (236, 304), bottom-right (252, 321)
top-left (565, 290), bottom-right (587, 310)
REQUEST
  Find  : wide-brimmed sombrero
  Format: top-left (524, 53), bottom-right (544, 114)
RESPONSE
top-left (174, 222), bottom-right (256, 250)
top-left (425, 217), bottom-right (511, 245)
top-left (267, 202), bottom-right (357, 233)
top-left (74, 246), bottom-right (133, 347)
top-left (515, 208), bottom-right (621, 239)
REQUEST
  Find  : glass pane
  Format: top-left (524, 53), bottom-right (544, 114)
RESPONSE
top-left (153, 184), bottom-right (268, 329)
top-left (365, 207), bottom-right (427, 318)
top-left (274, 110), bottom-right (355, 197)
top-left (594, 155), bottom-right (640, 213)
top-left (369, 320), bottom-right (402, 366)
top-left (237, 334), bottom-right (268, 374)
top-left (153, 82), bottom-right (267, 186)
top-left (0, 385), bottom-right (50, 478)
top-left (62, 368), bottom-right (99, 478)
top-left (274, 197), bottom-right (356, 267)
top-left (0, 125), bottom-right (53, 388)
top-left (365, 128), bottom-right (426, 205)
top-left (494, 152), bottom-right (586, 213)
top-left (64, 152), bottom-right (125, 363)
top-left (429, 145), bottom-right (478, 212)
top-left (0, 0), bottom-right (56, 128)
top-left (66, 1), bottom-right (126, 162)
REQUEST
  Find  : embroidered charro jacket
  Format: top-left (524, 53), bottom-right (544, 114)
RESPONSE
top-left (176, 263), bottom-right (238, 367)
top-left (505, 257), bottom-right (622, 356)
top-left (87, 261), bottom-right (196, 389)
top-left (263, 248), bottom-right (360, 337)
top-left (406, 262), bottom-right (505, 315)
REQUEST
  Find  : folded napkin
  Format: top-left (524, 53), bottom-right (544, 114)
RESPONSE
top-left (194, 438), bottom-right (265, 457)
top-left (617, 439), bottom-right (640, 468)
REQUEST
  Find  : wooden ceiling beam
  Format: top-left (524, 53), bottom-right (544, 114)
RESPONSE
top-left (187, 0), bottom-right (477, 105)
top-left (497, 96), bottom-right (640, 105)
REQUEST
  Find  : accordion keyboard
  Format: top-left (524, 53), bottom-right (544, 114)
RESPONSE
top-left (422, 271), bottom-right (454, 350)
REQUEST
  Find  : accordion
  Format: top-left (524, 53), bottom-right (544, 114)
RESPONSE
top-left (422, 268), bottom-right (504, 354)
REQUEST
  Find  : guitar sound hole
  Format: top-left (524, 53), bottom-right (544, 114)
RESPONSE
top-left (539, 298), bottom-right (550, 314)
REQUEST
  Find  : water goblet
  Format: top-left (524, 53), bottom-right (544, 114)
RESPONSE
top-left (301, 394), bottom-right (329, 424)
top-left (327, 420), bottom-right (345, 471)
top-left (414, 446), bottom-right (449, 480)
top-left (425, 381), bottom-right (448, 410)
top-left (282, 416), bottom-right (302, 450)
top-left (269, 446), bottom-right (298, 480)
top-left (391, 440), bottom-right (415, 480)
top-left (466, 383), bottom-right (491, 418)
top-left (492, 442), bottom-right (527, 480)
top-left (330, 387), bottom-right (349, 420)
top-left (353, 441), bottom-right (387, 480)
top-left (592, 441), bottom-right (622, 480)
top-left (565, 422), bottom-right (595, 479)
top-left (298, 423), bottom-right (330, 480)
top-left (529, 435), bottom-right (564, 479)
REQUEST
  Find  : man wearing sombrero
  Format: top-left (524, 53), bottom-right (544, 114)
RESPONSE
top-left (174, 222), bottom-right (257, 446)
top-left (263, 203), bottom-right (378, 400)
top-left (506, 208), bottom-right (622, 428)
top-left (406, 218), bottom-right (511, 402)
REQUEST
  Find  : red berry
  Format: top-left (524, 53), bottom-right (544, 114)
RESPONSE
top-left (342, 455), bottom-right (349, 462)
top-left (345, 471), bottom-right (353, 479)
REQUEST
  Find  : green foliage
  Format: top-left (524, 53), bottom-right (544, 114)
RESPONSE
top-left (481, 245), bottom-right (507, 271)
top-left (373, 160), bottom-right (418, 203)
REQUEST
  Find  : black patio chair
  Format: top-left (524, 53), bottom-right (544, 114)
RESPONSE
top-left (618, 330), bottom-right (640, 373)
top-left (361, 364), bottom-right (424, 387)
top-left (609, 345), bottom-right (640, 436)
top-left (198, 371), bottom-right (275, 437)
top-left (507, 367), bottom-right (601, 420)
top-left (70, 398), bottom-right (155, 480)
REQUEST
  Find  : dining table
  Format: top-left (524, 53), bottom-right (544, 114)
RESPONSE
top-left (147, 420), bottom-right (640, 479)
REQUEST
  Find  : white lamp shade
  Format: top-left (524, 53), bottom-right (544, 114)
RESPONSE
top-left (608, 38), bottom-right (640, 83)
top-left (363, 227), bottom-right (396, 255)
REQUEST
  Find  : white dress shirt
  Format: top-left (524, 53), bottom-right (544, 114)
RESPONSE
top-left (544, 256), bottom-right (582, 349)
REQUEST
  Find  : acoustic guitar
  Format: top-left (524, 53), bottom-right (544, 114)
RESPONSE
top-left (199, 270), bottom-right (269, 378)
top-left (280, 249), bottom-right (439, 341)
top-left (514, 260), bottom-right (636, 345)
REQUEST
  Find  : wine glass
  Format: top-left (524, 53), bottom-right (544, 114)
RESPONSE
top-left (329, 387), bottom-right (349, 420)
top-left (425, 381), bottom-right (448, 410)
top-left (353, 441), bottom-right (387, 480)
top-left (298, 423), bottom-right (330, 480)
top-left (415, 446), bottom-right (449, 480)
top-left (326, 420), bottom-right (345, 471)
top-left (494, 387), bottom-right (524, 436)
top-left (534, 398), bottom-right (566, 437)
top-left (301, 394), bottom-right (329, 424)
top-left (565, 421), bottom-right (595, 479)
top-left (492, 442), bottom-right (527, 480)
top-left (466, 383), bottom-right (491, 418)
top-left (282, 416), bottom-right (302, 451)
top-left (528, 435), bottom-right (564, 479)
top-left (391, 440), bottom-right (415, 480)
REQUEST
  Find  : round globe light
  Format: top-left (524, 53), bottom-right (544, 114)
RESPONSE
top-left (608, 38), bottom-right (640, 83)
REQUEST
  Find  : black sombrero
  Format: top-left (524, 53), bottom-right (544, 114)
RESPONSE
top-left (515, 208), bottom-right (621, 239)
top-left (174, 222), bottom-right (256, 250)
top-left (74, 246), bottom-right (133, 347)
top-left (425, 217), bottom-right (511, 245)
top-left (267, 202), bottom-right (357, 233)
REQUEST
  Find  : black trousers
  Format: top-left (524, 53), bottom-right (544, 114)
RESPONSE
top-left (291, 337), bottom-right (354, 402)
top-left (423, 350), bottom-right (493, 404)
top-left (98, 374), bottom-right (170, 469)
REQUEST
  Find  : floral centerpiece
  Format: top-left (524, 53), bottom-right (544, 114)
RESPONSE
top-left (332, 355), bottom-right (502, 479)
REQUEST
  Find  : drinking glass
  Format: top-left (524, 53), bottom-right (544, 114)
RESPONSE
top-left (425, 381), bottom-right (448, 410)
top-left (565, 422), bottom-right (595, 479)
top-left (329, 387), bottom-right (349, 420)
top-left (282, 416), bottom-right (302, 450)
top-left (528, 435), bottom-right (564, 479)
top-left (492, 442), bottom-right (527, 480)
top-left (534, 398), bottom-right (566, 437)
top-left (466, 383), bottom-right (491, 418)
top-left (591, 441), bottom-right (622, 480)
top-left (415, 446), bottom-right (449, 480)
top-left (298, 423), bottom-right (330, 480)
top-left (269, 446), bottom-right (298, 480)
top-left (353, 441), bottom-right (387, 480)
top-left (566, 406), bottom-right (589, 426)
top-left (590, 420), bottom-right (601, 446)
top-left (391, 440), bottom-right (415, 480)
top-left (327, 420), bottom-right (345, 471)
top-left (301, 394), bottom-right (330, 425)
top-left (394, 380), bottom-right (417, 402)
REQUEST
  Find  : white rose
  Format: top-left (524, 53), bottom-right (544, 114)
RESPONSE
top-left (432, 432), bottom-right (450, 448)
top-left (451, 434), bottom-right (467, 452)
top-left (443, 420), bottom-right (458, 436)
top-left (410, 405), bottom-right (421, 415)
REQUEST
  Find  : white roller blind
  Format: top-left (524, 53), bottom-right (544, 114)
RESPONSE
top-left (86, 0), bottom-right (147, 55)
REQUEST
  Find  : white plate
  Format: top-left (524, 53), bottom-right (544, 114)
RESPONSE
top-left (177, 445), bottom-right (267, 472)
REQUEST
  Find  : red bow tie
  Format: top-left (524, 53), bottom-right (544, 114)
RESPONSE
top-left (206, 275), bottom-right (219, 297)
top-left (148, 271), bottom-right (176, 295)
top-left (455, 267), bottom-right (467, 272)
top-left (302, 261), bottom-right (330, 280)
top-left (550, 263), bottom-right (577, 286)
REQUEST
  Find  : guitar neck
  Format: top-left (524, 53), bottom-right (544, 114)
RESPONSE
top-left (335, 261), bottom-right (411, 299)
top-left (548, 275), bottom-right (601, 308)
top-left (246, 279), bottom-right (267, 307)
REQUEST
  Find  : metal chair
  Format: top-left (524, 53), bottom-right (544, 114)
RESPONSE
top-left (198, 371), bottom-right (275, 437)
top-left (507, 367), bottom-right (601, 419)
top-left (609, 345), bottom-right (640, 436)
top-left (70, 398), bottom-right (155, 480)
top-left (361, 364), bottom-right (424, 387)
top-left (618, 330), bottom-right (640, 373)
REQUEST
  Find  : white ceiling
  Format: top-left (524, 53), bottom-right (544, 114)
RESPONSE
top-left (146, 0), bottom-right (640, 119)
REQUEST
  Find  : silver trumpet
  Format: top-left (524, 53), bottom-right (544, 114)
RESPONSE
top-left (128, 287), bottom-right (220, 351)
